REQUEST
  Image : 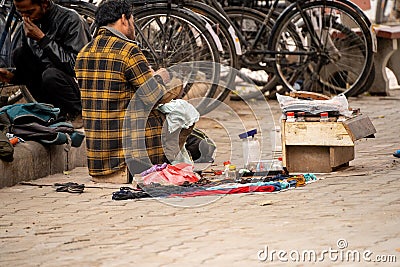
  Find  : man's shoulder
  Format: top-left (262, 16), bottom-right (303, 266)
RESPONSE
top-left (98, 30), bottom-right (140, 51)
top-left (51, 2), bottom-right (82, 20)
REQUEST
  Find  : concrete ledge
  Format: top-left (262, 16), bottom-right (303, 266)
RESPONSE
top-left (0, 140), bottom-right (87, 188)
top-left (370, 25), bottom-right (400, 95)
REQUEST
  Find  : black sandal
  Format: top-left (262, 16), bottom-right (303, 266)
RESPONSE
top-left (54, 182), bottom-right (85, 193)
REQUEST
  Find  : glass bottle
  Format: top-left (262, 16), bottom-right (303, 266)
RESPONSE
top-left (227, 164), bottom-right (237, 180)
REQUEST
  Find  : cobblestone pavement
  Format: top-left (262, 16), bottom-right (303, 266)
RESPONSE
top-left (1, 89), bottom-right (400, 266)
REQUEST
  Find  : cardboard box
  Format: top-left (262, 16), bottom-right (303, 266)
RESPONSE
top-left (282, 114), bottom-right (376, 173)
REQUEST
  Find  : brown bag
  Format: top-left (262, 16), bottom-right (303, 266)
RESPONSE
top-left (161, 77), bottom-right (184, 104)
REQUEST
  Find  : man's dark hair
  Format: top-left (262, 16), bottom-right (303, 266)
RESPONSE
top-left (95, 0), bottom-right (133, 27)
top-left (13, 0), bottom-right (49, 5)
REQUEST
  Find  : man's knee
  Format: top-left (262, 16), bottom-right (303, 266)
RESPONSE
top-left (41, 68), bottom-right (59, 85)
top-left (12, 46), bottom-right (31, 66)
top-left (41, 68), bottom-right (78, 92)
top-left (12, 47), bottom-right (24, 63)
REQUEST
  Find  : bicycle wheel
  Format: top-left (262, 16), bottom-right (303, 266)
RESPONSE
top-left (182, 1), bottom-right (239, 113)
top-left (133, 6), bottom-right (222, 114)
top-left (225, 7), bottom-right (296, 100)
top-left (225, 6), bottom-right (276, 71)
top-left (184, 1), bottom-right (239, 69)
top-left (269, 0), bottom-right (374, 97)
top-left (0, 2), bottom-right (13, 68)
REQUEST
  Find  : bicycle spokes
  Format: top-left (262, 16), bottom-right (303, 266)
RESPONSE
top-left (271, 0), bottom-right (373, 96)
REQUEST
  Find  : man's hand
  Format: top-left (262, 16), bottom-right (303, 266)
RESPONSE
top-left (0, 68), bottom-right (14, 84)
top-left (154, 68), bottom-right (171, 84)
top-left (22, 17), bottom-right (45, 41)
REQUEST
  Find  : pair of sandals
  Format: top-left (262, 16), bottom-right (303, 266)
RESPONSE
top-left (54, 182), bottom-right (85, 193)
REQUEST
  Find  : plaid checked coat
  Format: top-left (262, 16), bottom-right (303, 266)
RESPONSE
top-left (75, 27), bottom-right (167, 176)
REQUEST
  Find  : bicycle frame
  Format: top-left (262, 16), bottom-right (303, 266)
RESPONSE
top-left (0, 0), bottom-right (20, 65)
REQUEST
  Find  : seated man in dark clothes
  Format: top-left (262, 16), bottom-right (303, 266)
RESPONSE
top-left (0, 0), bottom-right (92, 127)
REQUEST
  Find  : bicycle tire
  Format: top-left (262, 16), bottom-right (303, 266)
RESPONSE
top-left (182, 1), bottom-right (239, 113)
top-left (352, 61), bottom-right (375, 96)
top-left (224, 6), bottom-right (276, 71)
top-left (183, 1), bottom-right (239, 69)
top-left (133, 5), bottom-right (222, 114)
top-left (225, 6), bottom-right (302, 100)
top-left (269, 0), bottom-right (374, 97)
top-left (0, 2), bottom-right (14, 68)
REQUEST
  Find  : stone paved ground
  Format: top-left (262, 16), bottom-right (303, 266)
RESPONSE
top-left (1, 88), bottom-right (400, 266)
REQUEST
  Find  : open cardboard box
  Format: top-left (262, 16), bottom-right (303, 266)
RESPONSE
top-left (282, 114), bottom-right (376, 173)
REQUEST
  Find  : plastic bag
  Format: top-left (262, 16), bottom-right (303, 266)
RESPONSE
top-left (276, 93), bottom-right (352, 117)
top-left (140, 163), bottom-right (199, 185)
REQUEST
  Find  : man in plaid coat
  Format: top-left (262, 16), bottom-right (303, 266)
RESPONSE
top-left (75, 0), bottom-right (179, 183)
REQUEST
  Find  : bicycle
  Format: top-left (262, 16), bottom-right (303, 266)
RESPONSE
top-left (153, 0), bottom-right (375, 100)
top-left (221, 0), bottom-right (375, 99)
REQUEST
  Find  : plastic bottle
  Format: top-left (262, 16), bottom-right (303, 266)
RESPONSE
top-left (320, 112), bottom-right (329, 122)
top-left (239, 129), bottom-right (260, 170)
top-left (223, 161), bottom-right (231, 177)
top-left (273, 157), bottom-right (283, 171)
top-left (270, 126), bottom-right (282, 154)
top-left (286, 111), bottom-right (296, 122)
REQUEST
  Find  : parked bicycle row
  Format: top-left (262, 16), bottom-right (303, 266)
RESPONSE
top-left (1, 0), bottom-right (376, 114)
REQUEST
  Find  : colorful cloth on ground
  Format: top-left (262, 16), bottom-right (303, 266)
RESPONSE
top-left (114, 173), bottom-right (319, 199)
top-left (286, 175), bottom-right (306, 187)
top-left (75, 27), bottom-right (167, 176)
top-left (168, 185), bottom-right (276, 198)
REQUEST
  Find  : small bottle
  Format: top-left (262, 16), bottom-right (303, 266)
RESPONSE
top-left (227, 164), bottom-right (237, 180)
top-left (223, 161), bottom-right (231, 177)
top-left (320, 112), bottom-right (329, 122)
top-left (297, 111), bottom-right (305, 122)
top-left (273, 157), bottom-right (283, 171)
top-left (286, 111), bottom-right (296, 122)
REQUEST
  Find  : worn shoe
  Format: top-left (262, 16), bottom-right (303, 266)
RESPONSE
top-left (54, 182), bottom-right (85, 193)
